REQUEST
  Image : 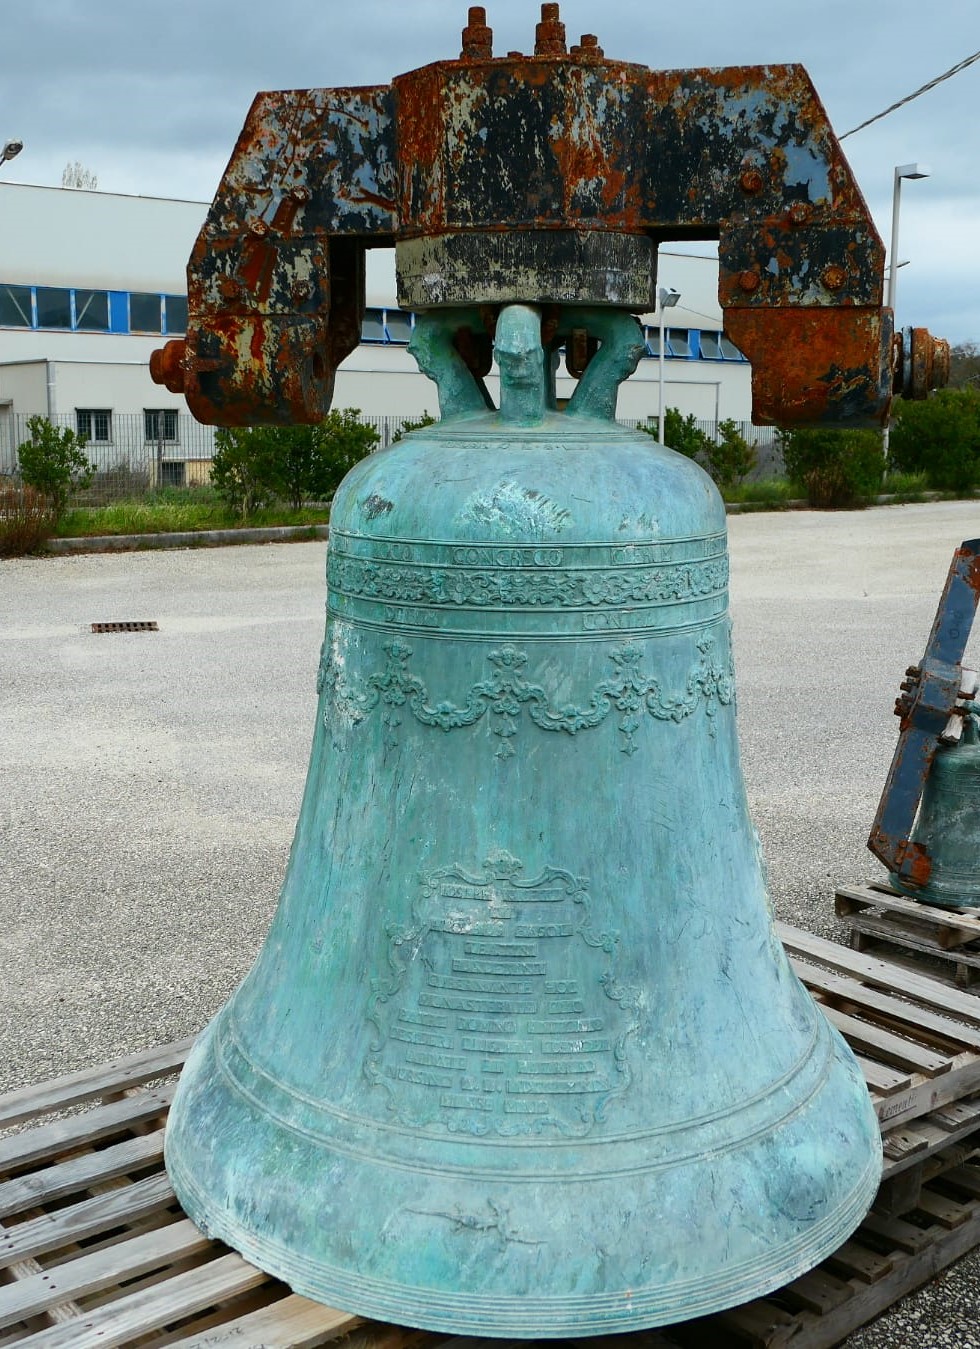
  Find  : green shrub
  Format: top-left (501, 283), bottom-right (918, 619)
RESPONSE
top-left (704, 419), bottom-right (758, 489)
top-left (721, 478), bottom-right (796, 506)
top-left (778, 427), bottom-right (884, 508)
top-left (889, 389), bottom-right (980, 494)
top-left (882, 470), bottom-right (930, 503)
top-left (210, 427), bottom-right (281, 517)
top-left (211, 411), bottom-right (380, 516)
top-left (17, 416), bottom-right (94, 518)
top-left (391, 412), bottom-right (437, 443)
top-left (639, 408), bottom-right (714, 460)
top-left (0, 483), bottom-right (56, 556)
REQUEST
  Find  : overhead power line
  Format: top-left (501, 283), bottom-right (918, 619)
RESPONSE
top-left (839, 47), bottom-right (980, 140)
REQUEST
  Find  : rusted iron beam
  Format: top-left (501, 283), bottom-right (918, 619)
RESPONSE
top-left (153, 5), bottom-right (947, 428)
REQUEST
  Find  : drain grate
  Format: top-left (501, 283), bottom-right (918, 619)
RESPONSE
top-left (91, 621), bottom-right (160, 634)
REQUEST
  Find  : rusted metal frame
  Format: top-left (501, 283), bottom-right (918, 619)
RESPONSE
top-left (173, 88), bottom-right (396, 425)
top-left (869, 541), bottom-right (980, 881)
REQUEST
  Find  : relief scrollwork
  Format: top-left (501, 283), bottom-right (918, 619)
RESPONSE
top-left (320, 636), bottom-right (735, 756)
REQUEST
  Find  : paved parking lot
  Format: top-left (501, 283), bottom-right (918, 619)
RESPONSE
top-left (2, 499), bottom-right (979, 1346)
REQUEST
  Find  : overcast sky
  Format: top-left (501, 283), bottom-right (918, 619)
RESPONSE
top-left (3, 1), bottom-right (977, 342)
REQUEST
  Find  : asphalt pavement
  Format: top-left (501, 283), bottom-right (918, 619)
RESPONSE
top-left (2, 499), bottom-right (979, 1346)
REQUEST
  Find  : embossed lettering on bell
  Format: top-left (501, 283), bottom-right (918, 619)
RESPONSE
top-left (159, 5), bottom-right (900, 1336)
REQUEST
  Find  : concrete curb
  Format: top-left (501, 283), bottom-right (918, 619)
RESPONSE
top-left (46, 523), bottom-right (331, 555)
top-left (43, 491), bottom-right (960, 552)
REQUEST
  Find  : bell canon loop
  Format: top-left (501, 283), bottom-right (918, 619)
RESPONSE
top-left (164, 6), bottom-right (885, 1337)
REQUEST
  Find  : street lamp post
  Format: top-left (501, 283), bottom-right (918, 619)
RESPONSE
top-left (0, 139), bottom-right (23, 170)
top-left (888, 163), bottom-right (929, 316)
top-left (884, 163), bottom-right (929, 461)
top-left (657, 285), bottom-right (680, 441)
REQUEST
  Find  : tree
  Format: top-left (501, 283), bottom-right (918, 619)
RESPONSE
top-left (639, 408), bottom-right (714, 459)
top-left (17, 416), bottom-right (94, 518)
top-left (889, 388), bottom-right (980, 493)
top-left (949, 342), bottom-right (980, 390)
top-left (268, 410), bottom-right (380, 509)
top-left (210, 410), bottom-right (380, 516)
top-left (61, 161), bottom-right (98, 190)
top-left (210, 427), bottom-right (280, 517)
top-left (391, 412), bottom-right (437, 443)
top-left (777, 426), bottom-right (883, 508)
top-left (703, 419), bottom-right (757, 489)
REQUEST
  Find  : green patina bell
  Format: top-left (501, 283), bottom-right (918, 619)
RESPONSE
top-left (891, 709), bottom-right (980, 909)
top-left (165, 305), bottom-right (881, 1336)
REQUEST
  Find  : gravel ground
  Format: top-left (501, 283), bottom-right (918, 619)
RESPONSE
top-left (2, 499), bottom-right (979, 1345)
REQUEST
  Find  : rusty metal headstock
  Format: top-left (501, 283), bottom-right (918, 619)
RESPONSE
top-left (152, 3), bottom-right (947, 427)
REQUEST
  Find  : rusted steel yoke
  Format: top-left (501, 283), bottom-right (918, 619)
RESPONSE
top-left (151, 4), bottom-right (947, 428)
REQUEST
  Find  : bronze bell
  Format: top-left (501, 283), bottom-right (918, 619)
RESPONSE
top-left (164, 306), bottom-right (881, 1336)
top-left (155, 8), bottom-right (897, 1336)
top-left (891, 709), bottom-right (980, 908)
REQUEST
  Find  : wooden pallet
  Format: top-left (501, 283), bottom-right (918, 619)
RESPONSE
top-left (836, 882), bottom-right (980, 988)
top-left (4, 925), bottom-right (980, 1348)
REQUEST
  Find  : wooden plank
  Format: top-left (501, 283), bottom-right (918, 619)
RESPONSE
top-left (881, 1128), bottom-right (930, 1162)
top-left (821, 1005), bottom-right (951, 1077)
top-left (779, 923), bottom-right (980, 1025)
top-left (0, 1039), bottom-right (192, 1130)
top-left (932, 1099), bottom-right (980, 1130)
top-left (855, 1056), bottom-right (913, 1094)
top-left (759, 1200), bottom-right (980, 1349)
top-left (874, 1053), bottom-right (980, 1130)
top-left (791, 958), bottom-right (980, 1053)
top-left (780, 1266), bottom-right (853, 1314)
top-left (0, 1172), bottom-right (175, 1268)
top-left (849, 914), bottom-right (980, 968)
top-left (825, 1240), bottom-right (895, 1283)
top-left (0, 1129), bottom-right (164, 1219)
top-left (0, 1218), bottom-right (210, 1331)
top-left (914, 1190), bottom-right (970, 1229)
top-left (836, 885), bottom-right (980, 946)
top-left (12, 1252), bottom-right (268, 1349)
top-left (169, 1297), bottom-right (362, 1348)
top-left (861, 1210), bottom-right (932, 1254)
top-left (944, 1164), bottom-right (980, 1199)
top-left (0, 1087), bottom-right (173, 1176)
top-left (713, 1300), bottom-right (800, 1341)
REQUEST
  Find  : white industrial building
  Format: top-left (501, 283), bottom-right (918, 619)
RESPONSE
top-left (0, 182), bottom-right (757, 484)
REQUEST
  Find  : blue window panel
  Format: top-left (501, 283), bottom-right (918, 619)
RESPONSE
top-left (164, 295), bottom-right (188, 335)
top-left (667, 328), bottom-right (693, 359)
top-left (720, 335), bottom-right (746, 361)
top-left (362, 308), bottom-right (386, 342)
top-left (686, 330), bottom-right (701, 360)
top-left (74, 289), bottom-right (110, 332)
top-left (0, 284), bottom-right (33, 327)
top-left (384, 310), bottom-right (413, 344)
top-left (109, 292), bottom-right (129, 332)
top-left (36, 286), bottom-right (72, 329)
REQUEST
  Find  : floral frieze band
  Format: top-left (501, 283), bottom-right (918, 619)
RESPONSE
top-left (327, 554), bottom-right (729, 610)
top-left (319, 637), bottom-right (735, 756)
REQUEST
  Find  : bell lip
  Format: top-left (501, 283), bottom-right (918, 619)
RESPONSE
top-left (167, 1142), bottom-right (880, 1336)
top-left (888, 873), bottom-right (980, 911)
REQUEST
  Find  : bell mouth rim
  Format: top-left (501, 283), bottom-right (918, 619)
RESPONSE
top-left (167, 1139), bottom-right (881, 1336)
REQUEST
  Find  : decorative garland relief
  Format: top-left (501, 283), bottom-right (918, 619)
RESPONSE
top-left (319, 637), bottom-right (735, 756)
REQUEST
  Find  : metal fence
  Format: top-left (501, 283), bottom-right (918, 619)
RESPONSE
top-left (0, 411), bottom-right (784, 503)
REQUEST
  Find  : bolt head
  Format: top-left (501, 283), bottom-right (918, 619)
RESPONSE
top-left (738, 270), bottom-right (761, 293)
top-left (822, 265), bottom-right (847, 292)
top-left (740, 169), bottom-right (764, 194)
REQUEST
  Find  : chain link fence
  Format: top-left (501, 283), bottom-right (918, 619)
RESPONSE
top-left (0, 411), bottom-right (783, 504)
